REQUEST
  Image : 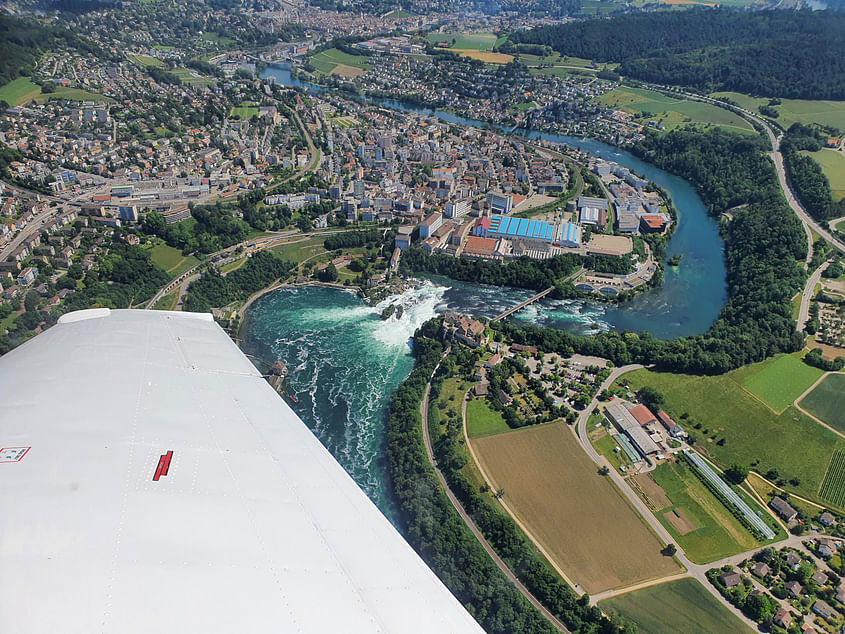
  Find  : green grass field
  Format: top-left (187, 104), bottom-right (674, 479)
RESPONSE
top-left (230, 106), bottom-right (259, 119)
top-left (618, 367), bottom-right (845, 506)
top-left (152, 290), bottom-right (179, 311)
top-left (648, 461), bottom-right (763, 563)
top-left (800, 373), bottom-right (845, 434)
top-left (148, 243), bottom-right (199, 278)
top-left (596, 87), bottom-right (755, 134)
top-left (0, 77), bottom-right (43, 106)
top-left (425, 32), bottom-right (498, 50)
top-left (200, 32), bottom-right (234, 46)
top-left (309, 48), bottom-right (371, 75)
top-left (712, 92), bottom-right (845, 131)
top-left (732, 352), bottom-right (824, 413)
top-left (801, 149), bottom-right (845, 201)
top-left (591, 429), bottom-right (631, 472)
top-left (599, 578), bottom-right (753, 634)
top-left (39, 86), bottom-right (109, 104)
top-left (0, 77), bottom-right (107, 106)
top-left (269, 236), bottom-right (328, 264)
top-left (127, 54), bottom-right (164, 68)
top-left (172, 68), bottom-right (213, 85)
top-left (466, 397), bottom-right (511, 438)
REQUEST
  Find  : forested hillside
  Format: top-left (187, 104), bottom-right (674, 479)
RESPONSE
top-left (0, 16), bottom-right (103, 88)
top-left (507, 10), bottom-right (845, 99)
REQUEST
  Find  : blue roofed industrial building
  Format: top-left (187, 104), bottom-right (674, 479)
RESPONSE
top-left (487, 215), bottom-right (555, 241)
top-left (478, 214), bottom-right (582, 249)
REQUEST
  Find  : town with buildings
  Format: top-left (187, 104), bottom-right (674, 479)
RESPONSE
top-left (3, 1), bottom-right (845, 633)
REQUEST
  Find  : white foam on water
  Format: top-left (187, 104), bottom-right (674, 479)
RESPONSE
top-left (371, 281), bottom-right (448, 349)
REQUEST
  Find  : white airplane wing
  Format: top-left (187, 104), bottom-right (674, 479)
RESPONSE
top-left (0, 308), bottom-right (484, 634)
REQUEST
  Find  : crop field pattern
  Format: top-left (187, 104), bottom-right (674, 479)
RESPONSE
top-left (737, 353), bottom-right (823, 412)
top-left (800, 373), bottom-right (845, 433)
top-left (820, 449), bottom-right (845, 507)
top-left (599, 578), bottom-right (753, 634)
top-left (620, 367), bottom-right (844, 505)
top-left (471, 421), bottom-right (680, 593)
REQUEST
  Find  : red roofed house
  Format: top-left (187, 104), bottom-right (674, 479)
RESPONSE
top-left (628, 404), bottom-right (658, 427)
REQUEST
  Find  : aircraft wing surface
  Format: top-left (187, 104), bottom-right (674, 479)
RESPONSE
top-left (0, 308), bottom-right (484, 634)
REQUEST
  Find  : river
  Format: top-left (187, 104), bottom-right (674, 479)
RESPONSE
top-left (245, 65), bottom-right (728, 516)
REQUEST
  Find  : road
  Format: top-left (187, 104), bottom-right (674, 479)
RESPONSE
top-left (419, 351), bottom-right (571, 633)
top-left (565, 365), bottom-right (764, 628)
top-left (672, 88), bottom-right (845, 260)
top-left (797, 259), bottom-right (832, 331)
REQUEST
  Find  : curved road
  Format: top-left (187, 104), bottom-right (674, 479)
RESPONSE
top-left (419, 351), bottom-right (570, 634)
top-left (674, 88), bottom-right (845, 260)
top-left (797, 259), bottom-right (832, 331)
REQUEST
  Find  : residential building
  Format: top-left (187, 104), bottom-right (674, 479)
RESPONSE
top-left (773, 607), bottom-right (792, 629)
top-left (419, 213), bottom-right (443, 239)
top-left (719, 570), bottom-right (742, 588)
top-left (812, 599), bottom-right (835, 619)
top-left (770, 496), bottom-right (798, 521)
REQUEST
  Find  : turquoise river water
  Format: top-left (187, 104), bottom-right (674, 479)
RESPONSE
top-left (245, 65), bottom-right (729, 516)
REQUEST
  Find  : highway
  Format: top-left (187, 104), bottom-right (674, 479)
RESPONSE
top-left (797, 258), bottom-right (832, 331)
top-left (671, 88), bottom-right (845, 261)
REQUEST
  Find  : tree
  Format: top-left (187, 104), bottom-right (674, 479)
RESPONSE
top-left (663, 543), bottom-right (677, 556)
top-left (725, 464), bottom-right (749, 485)
top-left (295, 214), bottom-right (312, 232)
top-left (636, 385), bottom-right (665, 411)
top-left (67, 263), bottom-right (83, 280)
top-left (24, 290), bottom-right (40, 312)
top-left (744, 591), bottom-right (776, 622)
top-left (318, 262), bottom-right (338, 282)
top-left (598, 465), bottom-right (610, 475)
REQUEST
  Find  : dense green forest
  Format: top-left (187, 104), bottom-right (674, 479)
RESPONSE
top-left (385, 328), bottom-right (631, 634)
top-left (0, 15), bottom-right (106, 87)
top-left (506, 10), bottom-right (845, 99)
top-left (780, 124), bottom-right (845, 221)
top-left (0, 241), bottom-right (169, 354)
top-left (183, 251), bottom-right (293, 312)
top-left (143, 204), bottom-right (252, 255)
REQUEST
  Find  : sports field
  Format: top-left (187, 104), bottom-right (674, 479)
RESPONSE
top-left (230, 106), bottom-right (259, 119)
top-left (596, 87), bottom-right (755, 134)
top-left (599, 578), bottom-right (753, 634)
top-left (731, 352), bottom-right (824, 413)
top-left (309, 48), bottom-right (371, 76)
top-left (465, 397), bottom-right (510, 438)
top-left (711, 92), bottom-right (845, 131)
top-left (801, 149), bottom-right (845, 201)
top-left (425, 32), bottom-right (499, 51)
top-left (644, 461), bottom-right (761, 563)
top-left (619, 367), bottom-right (845, 506)
top-left (800, 372), bottom-right (845, 433)
top-left (471, 421), bottom-right (680, 593)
